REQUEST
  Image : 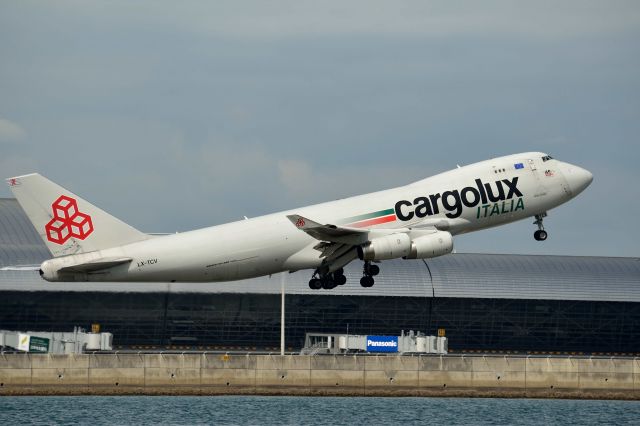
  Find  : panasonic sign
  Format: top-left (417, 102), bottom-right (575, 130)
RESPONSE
top-left (366, 335), bottom-right (398, 353)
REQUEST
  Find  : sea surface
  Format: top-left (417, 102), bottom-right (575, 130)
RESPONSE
top-left (1, 396), bottom-right (639, 425)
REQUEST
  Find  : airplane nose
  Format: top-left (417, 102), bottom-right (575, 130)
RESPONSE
top-left (561, 163), bottom-right (593, 195)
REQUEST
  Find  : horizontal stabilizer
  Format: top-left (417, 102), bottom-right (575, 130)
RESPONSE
top-left (0, 265), bottom-right (41, 271)
top-left (59, 257), bottom-right (132, 273)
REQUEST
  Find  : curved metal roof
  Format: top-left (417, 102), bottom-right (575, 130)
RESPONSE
top-left (0, 198), bottom-right (50, 267)
top-left (0, 198), bottom-right (638, 302)
top-left (427, 254), bottom-right (640, 302)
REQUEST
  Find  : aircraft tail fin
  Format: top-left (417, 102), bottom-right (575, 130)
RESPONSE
top-left (6, 173), bottom-right (151, 257)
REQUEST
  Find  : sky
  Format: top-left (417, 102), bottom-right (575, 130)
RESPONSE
top-left (1, 1), bottom-right (639, 257)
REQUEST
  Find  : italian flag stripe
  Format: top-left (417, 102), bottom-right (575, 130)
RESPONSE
top-left (349, 214), bottom-right (397, 228)
top-left (338, 208), bottom-right (395, 225)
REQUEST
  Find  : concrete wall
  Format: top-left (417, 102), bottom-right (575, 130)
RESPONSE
top-left (0, 354), bottom-right (638, 399)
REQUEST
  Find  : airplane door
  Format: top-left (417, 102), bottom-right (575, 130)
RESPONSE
top-left (527, 158), bottom-right (542, 180)
top-left (527, 158), bottom-right (547, 209)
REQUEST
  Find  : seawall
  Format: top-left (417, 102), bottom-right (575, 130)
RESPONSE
top-left (1, 353), bottom-right (639, 399)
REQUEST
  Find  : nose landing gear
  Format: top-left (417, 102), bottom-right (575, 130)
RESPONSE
top-left (533, 213), bottom-right (548, 241)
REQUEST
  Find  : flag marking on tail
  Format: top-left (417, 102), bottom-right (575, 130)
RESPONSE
top-left (45, 195), bottom-right (94, 244)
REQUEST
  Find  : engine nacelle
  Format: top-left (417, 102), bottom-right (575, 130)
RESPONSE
top-left (357, 233), bottom-right (412, 261)
top-left (403, 231), bottom-right (453, 259)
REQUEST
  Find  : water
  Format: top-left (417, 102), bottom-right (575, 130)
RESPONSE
top-left (1, 396), bottom-right (639, 425)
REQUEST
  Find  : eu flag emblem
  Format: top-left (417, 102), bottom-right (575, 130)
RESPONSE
top-left (514, 163), bottom-right (524, 169)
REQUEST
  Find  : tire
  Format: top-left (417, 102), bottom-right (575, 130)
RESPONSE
top-left (360, 276), bottom-right (374, 287)
top-left (534, 230), bottom-right (548, 241)
top-left (334, 274), bottom-right (347, 285)
top-left (366, 276), bottom-right (375, 287)
top-left (368, 264), bottom-right (380, 276)
top-left (308, 279), bottom-right (322, 290)
top-left (322, 279), bottom-right (337, 290)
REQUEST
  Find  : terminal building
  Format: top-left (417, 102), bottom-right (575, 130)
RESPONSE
top-left (1, 198), bottom-right (639, 354)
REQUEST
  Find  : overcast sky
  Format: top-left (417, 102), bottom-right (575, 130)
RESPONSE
top-left (1, 1), bottom-right (638, 257)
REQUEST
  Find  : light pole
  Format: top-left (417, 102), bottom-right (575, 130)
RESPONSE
top-left (280, 272), bottom-right (285, 356)
top-left (346, 323), bottom-right (349, 353)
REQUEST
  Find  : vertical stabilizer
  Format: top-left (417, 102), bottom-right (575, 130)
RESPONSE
top-left (6, 174), bottom-right (150, 257)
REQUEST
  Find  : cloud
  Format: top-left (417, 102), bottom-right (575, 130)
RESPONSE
top-left (277, 158), bottom-right (429, 205)
top-left (277, 159), bottom-right (314, 193)
top-left (534, 136), bottom-right (576, 149)
top-left (39, 1), bottom-right (640, 40)
top-left (0, 155), bottom-right (39, 180)
top-left (96, 0), bottom-right (640, 38)
top-left (0, 118), bottom-right (26, 142)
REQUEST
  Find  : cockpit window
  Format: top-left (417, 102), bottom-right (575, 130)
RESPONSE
top-left (542, 155), bottom-right (554, 162)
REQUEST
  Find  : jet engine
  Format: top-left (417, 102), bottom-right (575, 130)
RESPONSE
top-left (357, 233), bottom-right (412, 261)
top-left (403, 231), bottom-right (453, 259)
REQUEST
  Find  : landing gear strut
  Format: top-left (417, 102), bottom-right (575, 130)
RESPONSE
top-left (533, 213), bottom-right (548, 241)
top-left (308, 267), bottom-right (347, 290)
top-left (360, 261), bottom-right (380, 287)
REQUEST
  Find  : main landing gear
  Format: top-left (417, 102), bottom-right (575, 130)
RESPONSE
top-left (308, 268), bottom-right (347, 290)
top-left (360, 261), bottom-right (379, 288)
top-left (308, 262), bottom-right (382, 290)
top-left (533, 213), bottom-right (548, 241)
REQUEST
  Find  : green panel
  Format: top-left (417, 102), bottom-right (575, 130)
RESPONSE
top-left (29, 336), bottom-right (50, 353)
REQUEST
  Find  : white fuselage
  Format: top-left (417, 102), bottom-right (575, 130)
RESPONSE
top-left (40, 152), bottom-right (592, 282)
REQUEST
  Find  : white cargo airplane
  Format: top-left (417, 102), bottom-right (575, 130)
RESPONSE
top-left (6, 152), bottom-right (592, 289)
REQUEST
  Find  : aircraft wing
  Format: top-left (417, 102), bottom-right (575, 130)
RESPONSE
top-left (286, 214), bottom-right (370, 272)
top-left (286, 214), bottom-right (369, 245)
top-left (287, 214), bottom-right (418, 272)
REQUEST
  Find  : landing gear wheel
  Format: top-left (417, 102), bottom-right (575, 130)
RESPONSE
top-left (321, 278), bottom-right (337, 290)
top-left (534, 230), bottom-right (548, 241)
top-left (367, 264), bottom-right (380, 276)
top-left (360, 276), bottom-right (374, 287)
top-left (309, 278), bottom-right (322, 289)
top-left (363, 261), bottom-right (380, 276)
top-left (309, 268), bottom-right (344, 291)
top-left (533, 212), bottom-right (548, 242)
top-left (308, 278), bottom-right (322, 290)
